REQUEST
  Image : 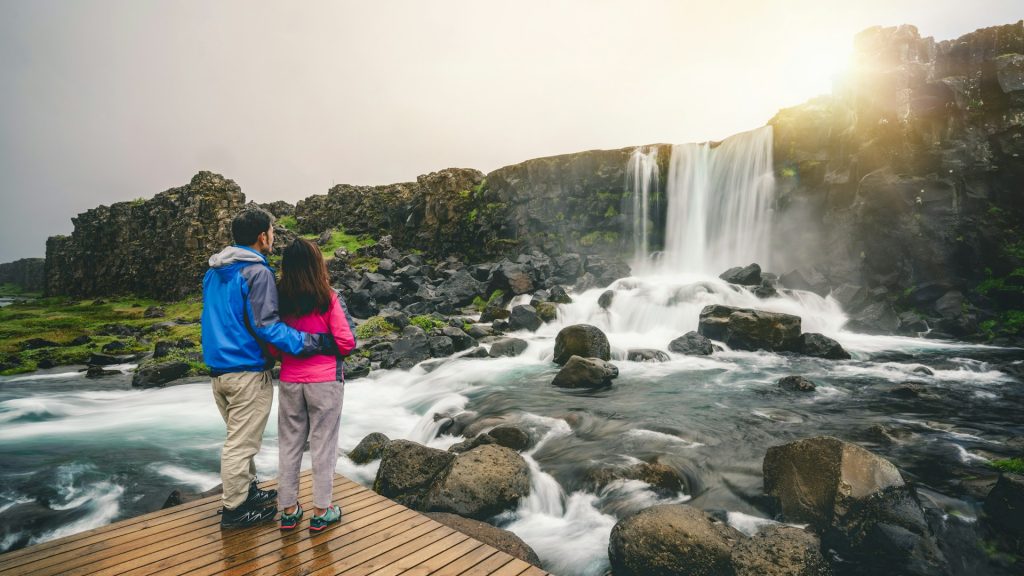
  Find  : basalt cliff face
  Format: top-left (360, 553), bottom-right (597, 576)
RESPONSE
top-left (44, 172), bottom-right (244, 299)
top-left (770, 21), bottom-right (1024, 339)
top-left (0, 258), bottom-right (45, 292)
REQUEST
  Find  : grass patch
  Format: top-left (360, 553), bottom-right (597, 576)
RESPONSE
top-left (276, 215), bottom-right (298, 230)
top-left (349, 256), bottom-right (380, 273)
top-left (301, 227), bottom-right (376, 260)
top-left (991, 458), bottom-right (1024, 474)
top-left (0, 283), bottom-right (40, 297)
top-left (0, 295), bottom-right (203, 374)
top-left (410, 315), bottom-right (445, 332)
top-left (354, 316), bottom-right (396, 340)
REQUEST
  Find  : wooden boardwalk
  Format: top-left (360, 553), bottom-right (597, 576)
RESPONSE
top-left (0, 471), bottom-right (550, 576)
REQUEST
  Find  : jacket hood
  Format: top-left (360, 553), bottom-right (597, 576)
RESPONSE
top-left (209, 246), bottom-right (267, 281)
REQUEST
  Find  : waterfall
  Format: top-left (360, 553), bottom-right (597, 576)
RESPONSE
top-left (662, 126), bottom-right (775, 274)
top-left (625, 146), bottom-right (660, 263)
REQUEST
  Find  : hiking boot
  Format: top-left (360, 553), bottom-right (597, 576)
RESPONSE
top-left (219, 504), bottom-right (276, 528)
top-left (245, 479), bottom-right (277, 508)
top-left (279, 504), bottom-right (303, 530)
top-left (309, 505), bottom-right (341, 532)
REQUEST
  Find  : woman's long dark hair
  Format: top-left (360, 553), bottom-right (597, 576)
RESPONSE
top-left (278, 238), bottom-right (333, 317)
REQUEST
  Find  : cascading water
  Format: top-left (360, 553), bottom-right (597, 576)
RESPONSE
top-left (662, 125), bottom-right (775, 274)
top-left (625, 146), bottom-right (659, 263)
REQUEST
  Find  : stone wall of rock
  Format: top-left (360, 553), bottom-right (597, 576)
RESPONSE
top-left (44, 171), bottom-right (245, 299)
top-left (293, 153), bottom-right (669, 262)
top-left (0, 258), bottom-right (45, 292)
top-left (770, 21), bottom-right (1024, 340)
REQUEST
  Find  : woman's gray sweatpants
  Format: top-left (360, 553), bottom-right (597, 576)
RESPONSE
top-left (277, 380), bottom-right (344, 510)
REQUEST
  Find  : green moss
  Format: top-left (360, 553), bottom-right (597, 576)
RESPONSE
top-left (579, 230), bottom-right (620, 247)
top-left (410, 315), bottom-right (445, 332)
top-left (472, 179), bottom-right (487, 196)
top-left (604, 206), bottom-right (618, 218)
top-left (471, 289), bottom-right (505, 312)
top-left (991, 458), bottom-right (1024, 474)
top-left (467, 209), bottom-right (478, 223)
top-left (781, 167), bottom-right (797, 178)
top-left (276, 215), bottom-right (298, 229)
top-left (354, 316), bottom-right (396, 340)
top-left (349, 256), bottom-right (380, 273)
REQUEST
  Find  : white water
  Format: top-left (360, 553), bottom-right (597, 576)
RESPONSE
top-left (626, 146), bottom-right (659, 262)
top-left (659, 126), bottom-right (775, 274)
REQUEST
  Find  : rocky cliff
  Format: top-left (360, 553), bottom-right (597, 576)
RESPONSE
top-left (0, 258), bottom-right (45, 292)
top-left (45, 172), bottom-right (245, 299)
top-left (771, 21), bottom-right (1024, 340)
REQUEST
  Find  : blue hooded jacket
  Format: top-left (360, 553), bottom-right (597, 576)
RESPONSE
top-left (201, 245), bottom-right (321, 374)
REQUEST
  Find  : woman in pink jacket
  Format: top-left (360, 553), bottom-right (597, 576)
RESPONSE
top-left (272, 238), bottom-right (356, 532)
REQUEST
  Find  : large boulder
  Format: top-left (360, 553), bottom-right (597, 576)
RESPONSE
top-left (552, 355), bottom-right (618, 388)
top-left (698, 305), bottom-right (801, 352)
top-left (984, 473), bottom-right (1024, 553)
top-left (764, 437), bottom-right (947, 575)
top-left (442, 326), bottom-right (475, 352)
top-left (373, 440), bottom-right (456, 509)
top-left (763, 436), bottom-right (904, 530)
top-left (719, 263), bottom-right (763, 286)
top-left (424, 512), bottom-right (542, 566)
top-left (489, 337), bottom-right (529, 358)
top-left (435, 270), bottom-right (485, 307)
top-left (489, 262), bottom-right (535, 295)
top-left (426, 444), bottom-right (530, 520)
top-left (132, 361), bottom-right (190, 388)
top-left (668, 331), bottom-right (714, 356)
top-left (553, 324), bottom-right (611, 365)
top-left (488, 426), bottom-right (531, 452)
top-left (348, 432), bottom-right (391, 464)
top-left (799, 333), bottom-right (851, 360)
top-left (508, 305), bottom-right (542, 332)
top-left (778, 375), bottom-right (816, 392)
top-left (730, 525), bottom-right (831, 576)
top-left (382, 325), bottom-right (431, 370)
top-left (608, 504), bottom-right (743, 576)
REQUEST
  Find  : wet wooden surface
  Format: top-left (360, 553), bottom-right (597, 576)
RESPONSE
top-left (0, 469), bottom-right (550, 576)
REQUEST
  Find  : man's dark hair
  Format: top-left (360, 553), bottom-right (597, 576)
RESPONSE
top-left (231, 209), bottom-right (273, 245)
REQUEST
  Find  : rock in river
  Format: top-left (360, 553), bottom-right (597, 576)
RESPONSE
top-left (552, 355), bottom-right (618, 388)
top-left (553, 324), bottom-right (610, 365)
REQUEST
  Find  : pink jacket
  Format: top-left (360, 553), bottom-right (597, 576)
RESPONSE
top-left (270, 292), bottom-right (356, 383)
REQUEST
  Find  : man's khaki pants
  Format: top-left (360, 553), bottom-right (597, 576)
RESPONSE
top-left (212, 370), bottom-right (273, 510)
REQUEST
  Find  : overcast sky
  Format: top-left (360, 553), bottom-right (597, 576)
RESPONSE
top-left (0, 1), bottom-right (1019, 261)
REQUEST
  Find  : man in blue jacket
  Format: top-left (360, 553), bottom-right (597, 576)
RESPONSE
top-left (201, 208), bottom-right (337, 527)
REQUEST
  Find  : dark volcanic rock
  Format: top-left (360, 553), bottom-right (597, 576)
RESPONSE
top-left (553, 324), bottom-right (611, 365)
top-left (382, 326), bottom-right (431, 370)
top-left (551, 355), bottom-right (618, 388)
top-left (44, 171), bottom-right (245, 298)
top-left (730, 525), bottom-right (831, 576)
top-left (435, 270), bottom-right (485, 307)
top-left (349, 432), bottom-right (391, 464)
top-left (626, 349), bottom-right (671, 363)
top-left (507, 305), bottom-right (542, 332)
top-left (132, 361), bottom-right (190, 388)
top-left (489, 337), bottom-right (529, 358)
top-left (719, 263), bottom-right (763, 286)
top-left (487, 426), bottom-right (531, 452)
top-left (608, 504), bottom-right (743, 576)
top-left (799, 333), bottom-right (851, 360)
top-left (426, 444), bottom-right (530, 520)
top-left (21, 338), bottom-right (59, 350)
top-left (778, 375), bottom-right (817, 392)
top-left (598, 289), bottom-right (615, 309)
top-left (441, 326), bottom-right (475, 352)
top-left (373, 440), bottom-right (456, 509)
top-left (984, 473), bottom-right (1024, 553)
top-left (667, 331), bottom-right (713, 356)
top-left (424, 512), bottom-right (541, 566)
top-left (698, 305), bottom-right (801, 352)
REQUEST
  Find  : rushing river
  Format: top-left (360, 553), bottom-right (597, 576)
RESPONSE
top-left (1, 274), bottom-right (1021, 575)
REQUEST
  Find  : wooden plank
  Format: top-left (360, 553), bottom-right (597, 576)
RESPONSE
top-left (456, 551), bottom-right (517, 576)
top-left (430, 546), bottom-right (501, 575)
top-left (518, 567), bottom-right (551, 576)
top-left (246, 511), bottom-right (433, 576)
top-left (212, 505), bottom-right (417, 576)
top-left (105, 483), bottom-right (379, 576)
top-left (361, 530), bottom-right (471, 576)
top-left (489, 559), bottom-right (535, 576)
top-left (0, 475), bottom-right (298, 569)
top-left (302, 523), bottom-right (450, 576)
top-left (17, 476), bottom-right (358, 576)
top-left (333, 525), bottom-right (461, 576)
top-left (384, 537), bottom-right (485, 576)
top-left (0, 473), bottom-right (322, 573)
top-left (182, 499), bottom-right (407, 576)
